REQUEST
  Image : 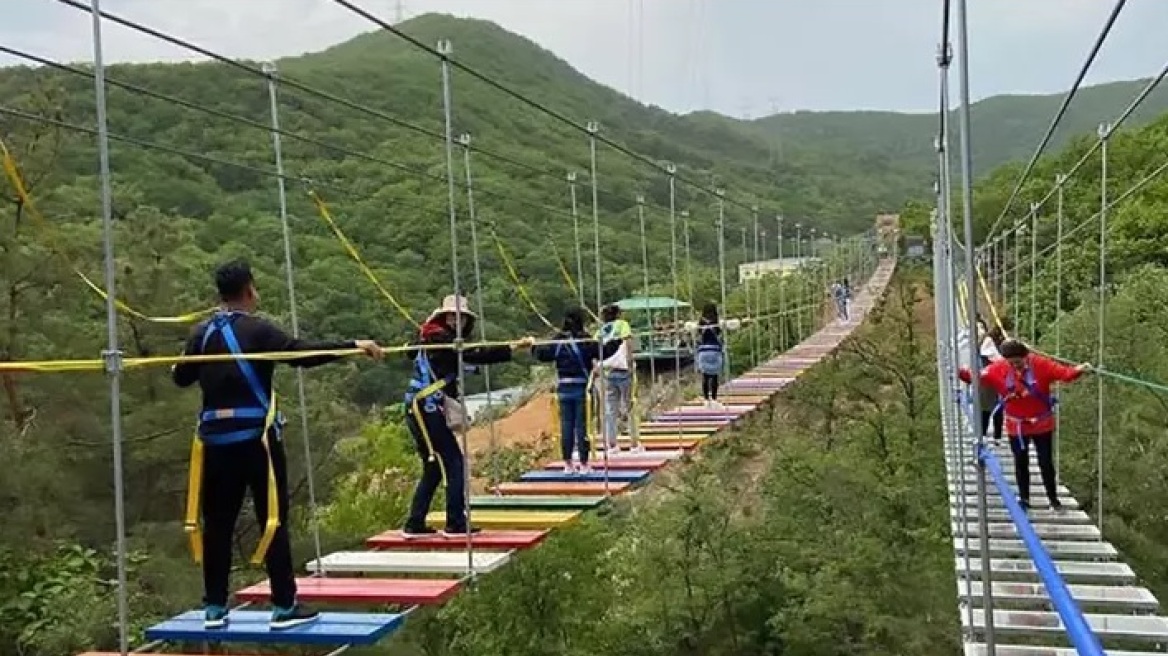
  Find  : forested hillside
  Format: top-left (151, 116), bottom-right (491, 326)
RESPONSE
top-left (748, 78), bottom-right (1168, 207)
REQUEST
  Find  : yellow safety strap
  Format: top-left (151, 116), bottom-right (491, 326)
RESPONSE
top-left (548, 238), bottom-right (600, 323)
top-left (489, 228), bottom-right (556, 330)
top-left (975, 267), bottom-right (1010, 337)
top-left (184, 388), bottom-right (280, 565)
top-left (410, 379), bottom-right (451, 484)
top-left (308, 190), bottom-right (419, 328)
top-left (0, 139), bottom-right (213, 324)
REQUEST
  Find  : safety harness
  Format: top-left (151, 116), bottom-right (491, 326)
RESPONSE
top-left (404, 349), bottom-right (458, 484)
top-left (183, 311), bottom-right (282, 565)
top-left (992, 364), bottom-right (1057, 446)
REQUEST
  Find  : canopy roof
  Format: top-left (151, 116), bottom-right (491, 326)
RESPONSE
top-left (613, 296), bottom-right (690, 311)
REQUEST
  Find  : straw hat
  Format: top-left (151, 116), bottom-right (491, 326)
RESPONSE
top-left (427, 294), bottom-right (477, 322)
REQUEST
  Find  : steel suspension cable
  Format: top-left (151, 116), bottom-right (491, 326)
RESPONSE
top-left (637, 194), bottom-right (657, 392)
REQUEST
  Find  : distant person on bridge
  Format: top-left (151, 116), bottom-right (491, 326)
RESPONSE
top-left (685, 303), bottom-right (740, 410)
top-left (172, 259), bottom-right (384, 631)
top-left (597, 304), bottom-right (640, 455)
top-left (958, 339), bottom-right (1091, 511)
top-left (534, 307), bottom-right (620, 473)
top-left (830, 281), bottom-right (849, 321)
top-left (977, 324), bottom-right (1006, 445)
top-left (401, 295), bottom-right (532, 538)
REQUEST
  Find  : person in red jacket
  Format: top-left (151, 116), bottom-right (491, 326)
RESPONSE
top-left (958, 340), bottom-right (1091, 511)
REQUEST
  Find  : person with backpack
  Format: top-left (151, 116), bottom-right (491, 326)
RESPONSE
top-left (172, 260), bottom-right (384, 631)
top-left (685, 303), bottom-right (740, 410)
top-left (958, 339), bottom-right (1091, 511)
top-left (596, 304), bottom-right (639, 455)
top-left (534, 308), bottom-right (620, 473)
top-left (401, 295), bottom-right (533, 538)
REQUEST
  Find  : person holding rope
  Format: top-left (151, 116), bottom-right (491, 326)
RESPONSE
top-left (172, 259), bottom-right (384, 631)
top-left (401, 295), bottom-right (533, 538)
top-left (977, 323), bottom-right (1006, 445)
top-left (596, 304), bottom-right (639, 455)
top-left (958, 339), bottom-right (1091, 512)
top-left (685, 303), bottom-right (740, 410)
top-left (534, 307), bottom-right (620, 473)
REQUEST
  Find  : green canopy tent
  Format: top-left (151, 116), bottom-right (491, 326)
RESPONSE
top-left (612, 296), bottom-right (693, 367)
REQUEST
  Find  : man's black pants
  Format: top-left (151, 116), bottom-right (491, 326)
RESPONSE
top-left (405, 402), bottom-right (467, 532)
top-left (1009, 431), bottom-right (1058, 505)
top-left (201, 434), bottom-right (296, 608)
top-left (980, 408), bottom-right (1004, 441)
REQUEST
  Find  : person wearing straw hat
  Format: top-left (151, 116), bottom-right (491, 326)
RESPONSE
top-left (172, 259), bottom-right (384, 631)
top-left (401, 294), bottom-right (533, 538)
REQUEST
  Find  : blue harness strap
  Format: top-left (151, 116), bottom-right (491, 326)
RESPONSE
top-left (197, 312), bottom-right (280, 444)
top-left (404, 350), bottom-right (455, 413)
top-left (554, 339), bottom-right (590, 387)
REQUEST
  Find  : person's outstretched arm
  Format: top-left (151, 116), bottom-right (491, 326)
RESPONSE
top-left (171, 324), bottom-right (205, 388)
top-left (255, 318), bottom-right (377, 368)
top-left (1036, 355), bottom-right (1090, 383)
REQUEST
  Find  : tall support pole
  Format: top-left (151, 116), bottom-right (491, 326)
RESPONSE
top-left (90, 2), bottom-right (129, 653)
top-left (795, 223), bottom-right (803, 338)
top-left (682, 210), bottom-right (694, 308)
top-left (1096, 122), bottom-right (1110, 534)
top-left (955, 0), bottom-right (996, 648)
top-left (741, 226), bottom-right (755, 367)
top-left (776, 216), bottom-right (785, 350)
top-left (459, 132), bottom-right (498, 487)
top-left (1054, 174), bottom-right (1066, 485)
top-left (567, 172), bottom-right (585, 308)
top-left (752, 208), bottom-right (764, 356)
top-left (587, 120), bottom-right (612, 491)
top-left (762, 227), bottom-right (774, 354)
top-left (1012, 222), bottom-right (1021, 332)
top-left (667, 164), bottom-right (681, 386)
top-left (637, 195), bottom-right (657, 390)
top-left (263, 62), bottom-right (323, 570)
top-left (716, 189), bottom-right (730, 378)
top-left (438, 39), bottom-right (475, 579)
top-left (1029, 202), bottom-right (1038, 343)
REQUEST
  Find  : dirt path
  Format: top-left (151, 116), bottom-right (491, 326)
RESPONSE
top-left (466, 391), bottom-right (555, 455)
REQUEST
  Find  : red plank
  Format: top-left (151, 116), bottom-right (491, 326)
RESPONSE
top-left (544, 458), bottom-right (669, 470)
top-left (493, 481), bottom-right (631, 495)
top-left (366, 528), bottom-right (549, 550)
top-left (235, 577), bottom-right (461, 605)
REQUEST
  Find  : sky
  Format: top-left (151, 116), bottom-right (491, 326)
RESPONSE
top-left (2, 0), bottom-right (1166, 117)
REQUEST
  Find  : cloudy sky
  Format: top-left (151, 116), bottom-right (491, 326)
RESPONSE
top-left (2, 0), bottom-right (1166, 116)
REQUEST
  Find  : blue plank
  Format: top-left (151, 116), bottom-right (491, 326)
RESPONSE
top-left (145, 610), bottom-right (404, 646)
top-left (519, 469), bottom-right (650, 483)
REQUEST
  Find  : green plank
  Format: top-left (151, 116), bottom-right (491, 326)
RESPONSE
top-left (469, 495), bottom-right (606, 510)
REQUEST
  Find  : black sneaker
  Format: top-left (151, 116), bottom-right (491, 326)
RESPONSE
top-left (203, 604), bottom-right (229, 630)
top-left (401, 525), bottom-right (439, 539)
top-left (442, 525), bottom-right (483, 538)
top-left (1018, 498), bottom-right (1031, 512)
top-left (270, 604), bottom-right (320, 630)
top-left (1050, 498), bottom-right (1064, 512)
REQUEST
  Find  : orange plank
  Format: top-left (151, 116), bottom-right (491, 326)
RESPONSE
top-left (493, 481), bottom-right (631, 495)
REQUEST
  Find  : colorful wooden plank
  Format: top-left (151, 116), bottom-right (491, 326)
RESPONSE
top-left (470, 494), bottom-right (605, 510)
top-left (426, 509), bottom-right (580, 529)
top-left (235, 577), bottom-right (461, 606)
top-left (144, 610), bottom-right (404, 646)
top-left (366, 529), bottom-right (548, 551)
top-left (310, 550), bottom-right (510, 575)
top-left (518, 469), bottom-right (649, 483)
top-left (544, 458), bottom-right (669, 470)
top-left (493, 480), bottom-right (631, 495)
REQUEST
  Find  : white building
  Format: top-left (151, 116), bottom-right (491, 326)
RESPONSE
top-left (738, 256), bottom-right (819, 283)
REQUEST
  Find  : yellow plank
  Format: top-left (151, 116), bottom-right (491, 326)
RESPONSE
top-left (426, 509), bottom-right (580, 529)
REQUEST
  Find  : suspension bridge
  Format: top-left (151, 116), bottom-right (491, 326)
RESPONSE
top-left (1, 0), bottom-right (1167, 655)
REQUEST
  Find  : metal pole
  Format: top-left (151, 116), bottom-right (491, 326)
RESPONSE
top-left (438, 39), bottom-right (475, 579)
top-left (752, 208), bottom-right (763, 356)
top-left (795, 224), bottom-right (803, 338)
top-left (587, 121), bottom-right (612, 491)
top-left (682, 210), bottom-right (694, 308)
top-left (637, 195), bottom-right (656, 390)
top-left (459, 133), bottom-right (498, 488)
top-left (1013, 223), bottom-right (1020, 332)
top-left (777, 216), bottom-right (785, 350)
top-left (1097, 122), bottom-right (1109, 534)
top-left (1054, 174), bottom-right (1065, 485)
top-left (667, 164), bottom-right (681, 387)
top-left (955, 0), bottom-right (996, 647)
top-left (1029, 202), bottom-right (1038, 344)
top-left (263, 62), bottom-right (323, 570)
top-left (90, 2), bottom-right (129, 653)
top-left (742, 227), bottom-right (755, 367)
top-left (762, 227), bottom-right (773, 354)
top-left (568, 172), bottom-right (585, 309)
top-left (716, 190), bottom-right (730, 378)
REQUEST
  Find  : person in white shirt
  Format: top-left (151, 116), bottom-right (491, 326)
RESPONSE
top-left (596, 304), bottom-right (641, 454)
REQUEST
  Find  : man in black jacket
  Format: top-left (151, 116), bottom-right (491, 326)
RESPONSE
top-left (173, 259), bottom-right (382, 631)
top-left (401, 294), bottom-right (531, 538)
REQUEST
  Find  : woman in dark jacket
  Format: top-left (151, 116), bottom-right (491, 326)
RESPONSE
top-left (533, 308), bottom-right (619, 474)
top-left (687, 303), bottom-right (740, 409)
top-left (401, 294), bottom-right (531, 538)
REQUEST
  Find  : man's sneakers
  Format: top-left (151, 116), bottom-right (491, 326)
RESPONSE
top-left (204, 603), bottom-right (320, 631)
top-left (270, 604), bottom-right (321, 630)
top-left (401, 525), bottom-right (439, 539)
top-left (204, 604), bottom-right (229, 630)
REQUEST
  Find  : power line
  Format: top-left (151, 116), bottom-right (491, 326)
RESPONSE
top-left (981, 0), bottom-right (1129, 245)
